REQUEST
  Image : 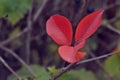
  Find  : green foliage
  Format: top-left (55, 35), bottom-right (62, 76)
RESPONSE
top-left (8, 65), bottom-right (50, 80)
top-left (104, 54), bottom-right (120, 79)
top-left (9, 27), bottom-right (20, 38)
top-left (0, 0), bottom-right (30, 24)
top-left (58, 68), bottom-right (97, 80)
top-left (48, 67), bottom-right (96, 80)
top-left (8, 65), bottom-right (97, 80)
top-left (115, 20), bottom-right (120, 30)
top-left (47, 43), bottom-right (58, 53)
top-left (46, 43), bottom-right (59, 63)
top-left (8, 27), bottom-right (23, 46)
top-left (35, 75), bottom-right (50, 80)
top-left (48, 66), bottom-right (60, 75)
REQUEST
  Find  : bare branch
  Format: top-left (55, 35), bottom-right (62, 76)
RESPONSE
top-left (49, 50), bottom-right (120, 80)
top-left (76, 50), bottom-right (120, 65)
top-left (33, 0), bottom-right (48, 22)
top-left (0, 45), bottom-right (36, 78)
top-left (0, 28), bottom-right (28, 45)
top-left (103, 2), bottom-right (120, 10)
top-left (49, 63), bottom-right (74, 80)
top-left (102, 21), bottom-right (120, 35)
top-left (109, 16), bottom-right (120, 23)
top-left (85, 46), bottom-right (115, 80)
top-left (25, 0), bottom-right (34, 64)
top-left (0, 56), bottom-right (22, 80)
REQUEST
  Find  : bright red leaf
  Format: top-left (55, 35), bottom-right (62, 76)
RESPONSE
top-left (74, 40), bottom-right (86, 51)
top-left (46, 14), bottom-right (73, 45)
top-left (58, 46), bottom-right (86, 63)
top-left (75, 52), bottom-right (86, 63)
top-left (75, 9), bottom-right (104, 42)
top-left (46, 9), bottom-right (104, 63)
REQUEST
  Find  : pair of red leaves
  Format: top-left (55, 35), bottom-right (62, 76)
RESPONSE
top-left (46, 9), bottom-right (104, 63)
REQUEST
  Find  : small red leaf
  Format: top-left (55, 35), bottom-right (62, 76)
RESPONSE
top-left (75, 9), bottom-right (104, 42)
top-left (75, 52), bottom-right (86, 62)
top-left (58, 46), bottom-right (86, 63)
top-left (74, 40), bottom-right (86, 51)
top-left (46, 14), bottom-right (73, 45)
top-left (58, 46), bottom-right (76, 63)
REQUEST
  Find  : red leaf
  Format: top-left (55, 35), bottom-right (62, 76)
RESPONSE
top-left (58, 46), bottom-right (86, 63)
top-left (76, 52), bottom-right (86, 62)
top-left (74, 40), bottom-right (86, 51)
top-left (75, 52), bottom-right (86, 62)
top-left (46, 14), bottom-right (73, 45)
top-left (75, 9), bottom-right (104, 42)
top-left (58, 46), bottom-right (76, 63)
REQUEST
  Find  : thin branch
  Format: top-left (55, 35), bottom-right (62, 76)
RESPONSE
top-left (76, 50), bottom-right (120, 65)
top-left (101, 1), bottom-right (120, 35)
top-left (0, 45), bottom-right (36, 78)
top-left (103, 2), bottom-right (120, 10)
top-left (73, 0), bottom-right (89, 26)
top-left (26, 0), bottom-right (34, 64)
top-left (0, 28), bottom-right (28, 45)
top-left (102, 0), bottom-right (120, 36)
top-left (109, 16), bottom-right (120, 23)
top-left (49, 63), bottom-right (74, 80)
top-left (33, 0), bottom-right (48, 22)
top-left (102, 22), bottom-right (120, 35)
top-left (86, 46), bottom-right (115, 80)
top-left (49, 50), bottom-right (120, 80)
top-left (0, 56), bottom-right (22, 80)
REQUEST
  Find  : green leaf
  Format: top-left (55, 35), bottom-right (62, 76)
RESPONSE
top-left (47, 43), bottom-right (58, 53)
top-left (58, 68), bottom-right (96, 80)
top-left (104, 54), bottom-right (120, 76)
top-left (115, 20), bottom-right (120, 30)
top-left (35, 75), bottom-right (50, 80)
top-left (9, 27), bottom-right (20, 38)
top-left (8, 27), bottom-right (22, 45)
top-left (48, 66), bottom-right (60, 75)
top-left (8, 65), bottom-right (50, 80)
top-left (0, 0), bottom-right (30, 24)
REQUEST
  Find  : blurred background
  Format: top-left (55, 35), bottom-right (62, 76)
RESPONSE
top-left (0, 0), bottom-right (120, 80)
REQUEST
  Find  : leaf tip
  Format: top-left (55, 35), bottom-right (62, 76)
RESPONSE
top-left (97, 9), bottom-right (104, 15)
